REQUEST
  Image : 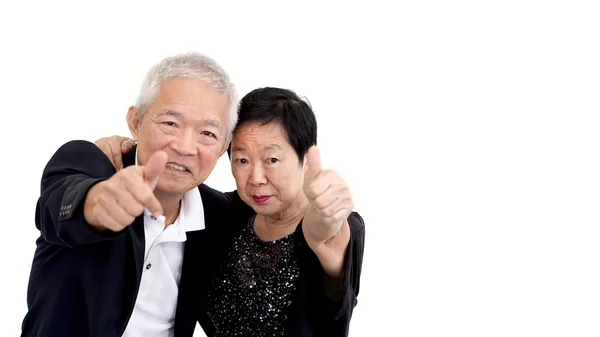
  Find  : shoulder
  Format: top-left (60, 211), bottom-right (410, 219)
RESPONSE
top-left (43, 140), bottom-right (116, 178)
top-left (218, 190), bottom-right (255, 223)
top-left (198, 184), bottom-right (228, 201)
top-left (51, 140), bottom-right (109, 161)
top-left (197, 184), bottom-right (233, 213)
top-left (197, 186), bottom-right (253, 214)
top-left (225, 190), bottom-right (254, 215)
top-left (198, 187), bottom-right (254, 238)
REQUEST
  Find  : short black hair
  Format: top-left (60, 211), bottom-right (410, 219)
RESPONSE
top-left (228, 87), bottom-right (317, 164)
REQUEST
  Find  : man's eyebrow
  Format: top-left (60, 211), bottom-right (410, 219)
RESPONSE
top-left (159, 109), bottom-right (182, 117)
top-left (232, 146), bottom-right (245, 153)
top-left (159, 110), bottom-right (222, 131)
top-left (203, 119), bottom-right (222, 130)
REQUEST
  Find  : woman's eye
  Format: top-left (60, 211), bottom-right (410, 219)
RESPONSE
top-left (268, 158), bottom-right (278, 164)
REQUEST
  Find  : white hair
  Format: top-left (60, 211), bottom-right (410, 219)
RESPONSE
top-left (135, 52), bottom-right (238, 136)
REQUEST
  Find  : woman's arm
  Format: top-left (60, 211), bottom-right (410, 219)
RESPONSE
top-left (299, 211), bottom-right (365, 336)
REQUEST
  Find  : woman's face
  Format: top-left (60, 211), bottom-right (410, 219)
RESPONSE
top-left (230, 122), bottom-right (307, 217)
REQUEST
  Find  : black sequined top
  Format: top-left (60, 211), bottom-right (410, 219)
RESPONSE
top-left (207, 215), bottom-right (301, 337)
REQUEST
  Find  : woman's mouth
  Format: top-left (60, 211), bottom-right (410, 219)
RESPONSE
top-left (252, 195), bottom-right (271, 204)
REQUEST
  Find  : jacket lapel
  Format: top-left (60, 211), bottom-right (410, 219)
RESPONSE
top-left (123, 146), bottom-right (146, 286)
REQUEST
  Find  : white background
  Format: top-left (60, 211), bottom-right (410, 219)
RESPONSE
top-left (0, 1), bottom-right (599, 336)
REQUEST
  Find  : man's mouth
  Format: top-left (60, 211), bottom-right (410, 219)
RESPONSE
top-left (166, 162), bottom-right (190, 173)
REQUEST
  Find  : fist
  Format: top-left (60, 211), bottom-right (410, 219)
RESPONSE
top-left (84, 151), bottom-right (167, 232)
top-left (302, 146), bottom-right (354, 243)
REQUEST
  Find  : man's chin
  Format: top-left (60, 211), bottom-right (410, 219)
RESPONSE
top-left (155, 181), bottom-right (195, 197)
top-left (156, 171), bottom-right (208, 194)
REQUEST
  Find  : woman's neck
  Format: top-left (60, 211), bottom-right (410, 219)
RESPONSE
top-left (254, 196), bottom-right (309, 241)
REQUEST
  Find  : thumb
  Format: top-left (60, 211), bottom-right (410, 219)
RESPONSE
top-left (304, 146), bottom-right (322, 185)
top-left (143, 151), bottom-right (168, 189)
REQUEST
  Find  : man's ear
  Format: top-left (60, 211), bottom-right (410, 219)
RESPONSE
top-left (126, 106), bottom-right (141, 141)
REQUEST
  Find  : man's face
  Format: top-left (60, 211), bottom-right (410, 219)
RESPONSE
top-left (127, 77), bottom-right (230, 197)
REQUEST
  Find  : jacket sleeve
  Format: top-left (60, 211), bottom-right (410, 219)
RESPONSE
top-left (35, 140), bottom-right (127, 248)
top-left (322, 212), bottom-right (365, 320)
top-left (297, 211), bottom-right (365, 336)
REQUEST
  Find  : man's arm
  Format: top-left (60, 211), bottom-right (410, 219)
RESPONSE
top-left (37, 140), bottom-right (167, 248)
top-left (35, 140), bottom-right (121, 248)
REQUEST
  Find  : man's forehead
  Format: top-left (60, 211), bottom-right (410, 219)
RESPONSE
top-left (154, 78), bottom-right (229, 112)
top-left (154, 89), bottom-right (228, 110)
top-left (157, 108), bottom-right (224, 130)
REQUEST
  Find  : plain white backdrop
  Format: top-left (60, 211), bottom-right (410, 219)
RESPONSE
top-left (0, 1), bottom-right (599, 336)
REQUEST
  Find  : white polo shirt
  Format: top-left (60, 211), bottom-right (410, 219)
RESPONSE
top-left (121, 152), bottom-right (205, 337)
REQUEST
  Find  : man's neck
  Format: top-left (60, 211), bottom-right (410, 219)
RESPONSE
top-left (155, 190), bottom-right (183, 226)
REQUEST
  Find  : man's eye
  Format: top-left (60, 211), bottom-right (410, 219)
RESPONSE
top-left (202, 131), bottom-right (216, 138)
top-left (236, 158), bottom-right (248, 164)
top-left (164, 121), bottom-right (177, 127)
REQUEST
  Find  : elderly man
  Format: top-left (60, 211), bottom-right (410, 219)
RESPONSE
top-left (21, 52), bottom-right (237, 337)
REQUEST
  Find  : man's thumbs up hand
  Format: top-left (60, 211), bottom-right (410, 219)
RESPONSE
top-left (143, 151), bottom-right (168, 190)
top-left (83, 151), bottom-right (167, 232)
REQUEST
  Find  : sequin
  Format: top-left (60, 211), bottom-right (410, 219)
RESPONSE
top-left (207, 215), bottom-right (300, 336)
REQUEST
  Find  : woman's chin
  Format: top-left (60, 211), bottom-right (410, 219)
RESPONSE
top-left (250, 203), bottom-right (279, 217)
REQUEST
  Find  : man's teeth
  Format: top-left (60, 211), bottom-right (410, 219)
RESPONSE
top-left (166, 163), bottom-right (187, 172)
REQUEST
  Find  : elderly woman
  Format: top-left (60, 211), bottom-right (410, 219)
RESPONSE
top-left (97, 87), bottom-right (365, 337)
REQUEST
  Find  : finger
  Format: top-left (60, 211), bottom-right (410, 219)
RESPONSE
top-left (121, 138), bottom-right (136, 153)
top-left (108, 139), bottom-right (124, 171)
top-left (318, 195), bottom-right (353, 218)
top-left (305, 172), bottom-right (332, 200)
top-left (96, 141), bottom-right (116, 167)
top-left (143, 151), bottom-right (168, 189)
top-left (312, 188), bottom-right (339, 210)
top-left (322, 207), bottom-right (352, 226)
top-left (114, 189), bottom-right (145, 217)
top-left (97, 209), bottom-right (124, 231)
top-left (304, 146), bottom-right (322, 186)
top-left (126, 178), bottom-right (163, 217)
top-left (108, 201), bottom-right (136, 226)
top-left (96, 197), bottom-right (134, 230)
top-left (141, 189), bottom-right (163, 218)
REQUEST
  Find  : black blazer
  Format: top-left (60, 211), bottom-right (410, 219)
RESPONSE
top-left (175, 192), bottom-right (366, 337)
top-left (21, 140), bottom-right (232, 337)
